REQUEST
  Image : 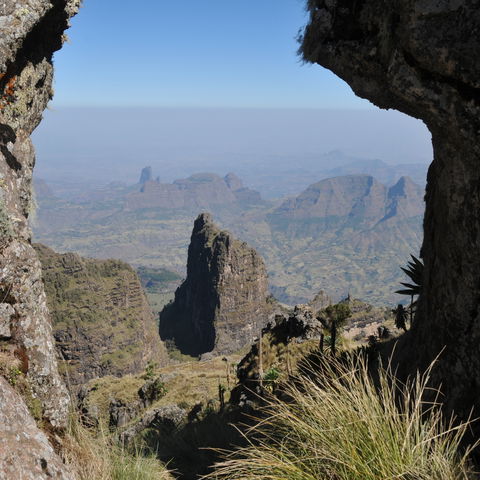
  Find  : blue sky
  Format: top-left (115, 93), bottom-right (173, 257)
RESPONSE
top-left (52, 0), bottom-right (370, 108)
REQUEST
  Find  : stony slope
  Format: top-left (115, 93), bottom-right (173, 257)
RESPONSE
top-left (35, 244), bottom-right (168, 388)
top-left (160, 213), bottom-right (275, 356)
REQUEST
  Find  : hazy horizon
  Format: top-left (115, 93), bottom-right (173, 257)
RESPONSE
top-left (33, 106), bottom-right (432, 196)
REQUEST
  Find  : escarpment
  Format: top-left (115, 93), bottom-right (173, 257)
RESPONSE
top-left (35, 244), bottom-right (169, 388)
top-left (301, 1), bottom-right (480, 417)
top-left (160, 213), bottom-right (275, 356)
top-left (0, 0), bottom-right (79, 431)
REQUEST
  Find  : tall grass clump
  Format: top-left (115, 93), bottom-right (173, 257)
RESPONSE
top-left (62, 413), bottom-right (172, 480)
top-left (206, 354), bottom-right (478, 480)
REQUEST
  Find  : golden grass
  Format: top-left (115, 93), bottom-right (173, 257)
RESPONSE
top-left (62, 413), bottom-right (173, 480)
top-left (83, 354), bottom-right (244, 429)
top-left (206, 354), bottom-right (478, 480)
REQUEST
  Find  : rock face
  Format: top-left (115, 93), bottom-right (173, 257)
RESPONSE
top-left (160, 213), bottom-right (273, 356)
top-left (127, 171), bottom-right (262, 211)
top-left (0, 0), bottom-right (79, 429)
top-left (301, 1), bottom-right (480, 417)
top-left (0, 377), bottom-right (74, 479)
top-left (35, 244), bottom-right (168, 388)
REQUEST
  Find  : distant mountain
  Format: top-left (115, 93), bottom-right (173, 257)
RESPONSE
top-left (272, 175), bottom-right (423, 226)
top-left (32, 171), bottom-right (424, 306)
top-left (139, 166), bottom-right (153, 184)
top-left (239, 151), bottom-right (428, 199)
top-left (259, 175), bottom-right (424, 304)
top-left (322, 157), bottom-right (428, 187)
top-left (126, 171), bottom-right (263, 211)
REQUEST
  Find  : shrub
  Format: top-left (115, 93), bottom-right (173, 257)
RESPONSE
top-left (206, 354), bottom-right (477, 480)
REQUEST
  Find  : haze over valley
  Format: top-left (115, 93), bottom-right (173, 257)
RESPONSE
top-left (33, 153), bottom-right (426, 307)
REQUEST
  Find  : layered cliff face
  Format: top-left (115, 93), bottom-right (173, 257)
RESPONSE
top-left (0, 0), bottom-right (79, 430)
top-left (301, 1), bottom-right (480, 416)
top-left (160, 213), bottom-right (274, 356)
top-left (35, 244), bottom-right (169, 388)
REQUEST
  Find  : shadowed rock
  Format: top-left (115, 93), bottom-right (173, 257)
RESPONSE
top-left (301, 0), bottom-right (480, 418)
top-left (160, 213), bottom-right (275, 356)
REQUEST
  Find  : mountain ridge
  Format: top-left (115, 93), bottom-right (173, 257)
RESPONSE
top-left (32, 170), bottom-right (424, 306)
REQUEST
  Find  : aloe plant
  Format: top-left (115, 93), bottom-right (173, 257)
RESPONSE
top-left (396, 255), bottom-right (424, 326)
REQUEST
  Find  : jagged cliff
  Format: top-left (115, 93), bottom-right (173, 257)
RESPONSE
top-left (301, 1), bottom-right (480, 417)
top-left (35, 244), bottom-right (169, 388)
top-left (160, 213), bottom-right (274, 356)
top-left (0, 0), bottom-right (79, 438)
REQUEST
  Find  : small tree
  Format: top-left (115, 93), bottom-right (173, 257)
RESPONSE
top-left (396, 255), bottom-right (424, 326)
top-left (318, 303), bottom-right (351, 356)
top-left (218, 383), bottom-right (226, 410)
top-left (392, 304), bottom-right (408, 332)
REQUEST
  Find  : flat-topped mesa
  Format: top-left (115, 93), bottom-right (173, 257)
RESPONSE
top-left (160, 213), bottom-right (273, 356)
top-left (301, 1), bottom-right (480, 418)
top-left (35, 244), bottom-right (169, 389)
top-left (127, 170), bottom-right (262, 210)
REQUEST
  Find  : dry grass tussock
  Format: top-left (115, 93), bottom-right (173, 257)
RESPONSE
top-left (62, 413), bottom-right (173, 480)
top-left (206, 354), bottom-right (479, 480)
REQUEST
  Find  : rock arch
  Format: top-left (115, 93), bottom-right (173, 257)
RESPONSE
top-left (301, 0), bottom-right (480, 417)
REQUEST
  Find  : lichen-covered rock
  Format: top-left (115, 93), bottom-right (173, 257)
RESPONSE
top-left (109, 398), bottom-right (140, 429)
top-left (0, 0), bottom-right (79, 428)
top-left (0, 376), bottom-right (75, 479)
top-left (160, 213), bottom-right (275, 356)
top-left (120, 404), bottom-right (187, 446)
top-left (301, 1), bottom-right (480, 417)
top-left (0, 302), bottom-right (14, 337)
top-left (34, 243), bottom-right (169, 388)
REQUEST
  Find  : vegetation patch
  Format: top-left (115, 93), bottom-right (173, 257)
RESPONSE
top-left (208, 354), bottom-right (478, 480)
